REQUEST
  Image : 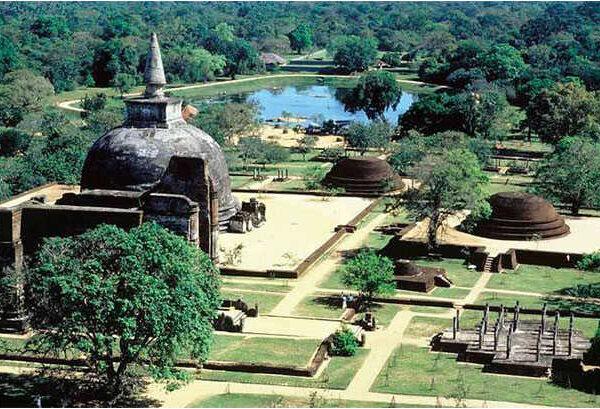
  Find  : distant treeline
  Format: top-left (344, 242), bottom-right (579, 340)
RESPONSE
top-left (0, 2), bottom-right (598, 91)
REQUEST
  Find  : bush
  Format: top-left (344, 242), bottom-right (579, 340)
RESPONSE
top-left (329, 327), bottom-right (359, 356)
top-left (0, 128), bottom-right (31, 156)
top-left (80, 93), bottom-right (107, 119)
top-left (320, 147), bottom-right (345, 162)
top-left (381, 52), bottom-right (403, 67)
top-left (577, 252), bottom-right (600, 272)
top-left (585, 321), bottom-right (600, 365)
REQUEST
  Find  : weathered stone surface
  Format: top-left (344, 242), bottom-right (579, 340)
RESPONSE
top-left (80, 33), bottom-right (240, 228)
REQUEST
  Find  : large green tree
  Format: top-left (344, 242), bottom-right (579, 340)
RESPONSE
top-left (25, 223), bottom-right (221, 399)
top-left (191, 102), bottom-right (260, 146)
top-left (342, 249), bottom-right (395, 305)
top-left (345, 120), bottom-right (393, 155)
top-left (526, 81), bottom-right (600, 144)
top-left (164, 47), bottom-right (226, 83)
top-left (0, 70), bottom-right (54, 126)
top-left (532, 137), bottom-right (600, 215)
top-left (287, 23), bottom-right (313, 54)
top-left (403, 149), bottom-right (490, 250)
top-left (481, 44), bottom-right (527, 82)
top-left (341, 70), bottom-right (402, 121)
top-left (330, 36), bottom-right (378, 73)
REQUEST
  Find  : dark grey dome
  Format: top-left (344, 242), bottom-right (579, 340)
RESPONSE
top-left (80, 33), bottom-right (239, 228)
top-left (81, 122), bottom-right (240, 226)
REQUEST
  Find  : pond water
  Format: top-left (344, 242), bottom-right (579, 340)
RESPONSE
top-left (194, 84), bottom-right (416, 124)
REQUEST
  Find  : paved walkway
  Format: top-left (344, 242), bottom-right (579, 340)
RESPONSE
top-left (345, 309), bottom-right (414, 393)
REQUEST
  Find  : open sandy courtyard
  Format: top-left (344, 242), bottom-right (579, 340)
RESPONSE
top-left (218, 192), bottom-right (373, 271)
top-left (403, 214), bottom-right (600, 255)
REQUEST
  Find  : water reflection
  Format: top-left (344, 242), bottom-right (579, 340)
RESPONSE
top-left (195, 85), bottom-right (415, 124)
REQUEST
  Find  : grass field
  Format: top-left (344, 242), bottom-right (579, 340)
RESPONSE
top-left (199, 348), bottom-right (369, 390)
top-left (292, 295), bottom-right (344, 319)
top-left (404, 316), bottom-right (451, 338)
top-left (187, 393), bottom-right (431, 408)
top-left (372, 345), bottom-right (599, 407)
top-left (487, 265), bottom-right (600, 295)
top-left (209, 335), bottom-right (319, 367)
top-left (220, 290), bottom-right (285, 314)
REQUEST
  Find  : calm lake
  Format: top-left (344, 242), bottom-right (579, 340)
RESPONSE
top-left (194, 84), bottom-right (416, 124)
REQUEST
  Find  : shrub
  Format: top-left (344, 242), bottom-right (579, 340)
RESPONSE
top-left (585, 321), bottom-right (600, 364)
top-left (329, 327), bottom-right (359, 356)
top-left (320, 147), bottom-right (345, 163)
top-left (0, 128), bottom-right (31, 156)
top-left (577, 252), bottom-right (600, 272)
top-left (381, 52), bottom-right (403, 67)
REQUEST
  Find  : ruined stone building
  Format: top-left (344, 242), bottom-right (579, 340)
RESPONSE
top-left (0, 33), bottom-right (264, 331)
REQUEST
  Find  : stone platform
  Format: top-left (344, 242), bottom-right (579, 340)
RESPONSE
top-left (432, 305), bottom-right (591, 377)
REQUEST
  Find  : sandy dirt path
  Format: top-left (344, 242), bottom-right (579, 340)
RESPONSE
top-left (345, 309), bottom-right (414, 393)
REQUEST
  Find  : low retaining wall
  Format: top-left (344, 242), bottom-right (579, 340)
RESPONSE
top-left (0, 335), bottom-right (335, 378)
top-left (219, 198), bottom-right (382, 279)
top-left (382, 238), bottom-right (587, 270)
top-left (232, 188), bottom-right (384, 199)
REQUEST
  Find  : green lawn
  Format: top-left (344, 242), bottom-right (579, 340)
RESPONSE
top-left (372, 345), bottom-right (598, 407)
top-left (365, 232), bottom-right (394, 251)
top-left (187, 393), bottom-right (432, 408)
top-left (221, 281), bottom-right (293, 293)
top-left (209, 335), bottom-right (319, 367)
top-left (430, 287), bottom-right (471, 300)
top-left (292, 294), bottom-right (402, 326)
top-left (475, 292), bottom-right (546, 310)
top-left (199, 348), bottom-right (369, 390)
top-left (292, 295), bottom-right (344, 319)
top-left (487, 265), bottom-right (600, 295)
top-left (404, 316), bottom-right (451, 338)
top-left (220, 290), bottom-right (284, 314)
top-left (355, 303), bottom-right (402, 328)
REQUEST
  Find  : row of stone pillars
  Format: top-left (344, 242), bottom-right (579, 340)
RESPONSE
top-left (451, 302), bottom-right (577, 361)
top-left (274, 169), bottom-right (289, 180)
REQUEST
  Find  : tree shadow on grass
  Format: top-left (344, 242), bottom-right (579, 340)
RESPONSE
top-left (546, 283), bottom-right (600, 315)
top-left (311, 295), bottom-right (342, 310)
top-left (0, 371), bottom-right (162, 408)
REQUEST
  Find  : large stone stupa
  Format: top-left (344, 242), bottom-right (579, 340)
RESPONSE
top-left (474, 192), bottom-right (570, 240)
top-left (81, 33), bottom-right (240, 229)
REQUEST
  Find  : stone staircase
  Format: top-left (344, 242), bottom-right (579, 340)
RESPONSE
top-left (483, 255), bottom-right (495, 273)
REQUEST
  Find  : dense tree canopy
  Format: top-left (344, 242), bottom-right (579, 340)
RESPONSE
top-left (526, 81), bottom-right (600, 144)
top-left (399, 89), bottom-right (519, 140)
top-left (287, 23), bottom-right (313, 54)
top-left (330, 36), bottom-right (378, 73)
top-left (0, 2), bottom-right (597, 93)
top-left (532, 137), bottom-right (600, 215)
top-left (345, 120), bottom-right (393, 154)
top-left (0, 70), bottom-right (54, 126)
top-left (25, 223), bottom-right (221, 398)
top-left (190, 101), bottom-right (260, 146)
